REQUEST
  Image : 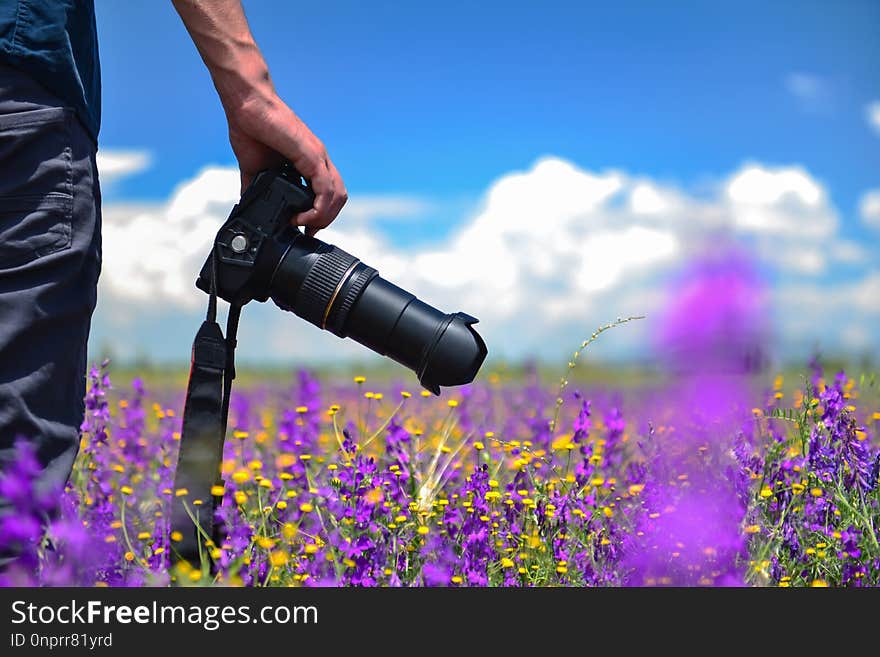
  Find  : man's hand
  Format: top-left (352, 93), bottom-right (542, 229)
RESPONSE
top-left (172, 0), bottom-right (346, 235)
top-left (225, 89), bottom-right (347, 236)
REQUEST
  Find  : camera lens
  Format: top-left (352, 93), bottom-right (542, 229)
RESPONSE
top-left (269, 234), bottom-right (487, 393)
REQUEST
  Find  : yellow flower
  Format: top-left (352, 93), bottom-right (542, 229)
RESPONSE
top-left (299, 502), bottom-right (314, 513)
top-left (417, 526), bottom-right (430, 536)
top-left (353, 376), bottom-right (366, 384)
top-left (744, 524), bottom-right (761, 534)
top-left (170, 531), bottom-right (183, 542)
top-left (124, 551), bottom-right (134, 562)
top-left (257, 536), bottom-right (276, 550)
top-left (447, 399), bottom-right (459, 408)
top-left (474, 441), bottom-right (484, 451)
top-left (556, 565), bottom-right (568, 574)
top-left (234, 491), bottom-right (247, 505)
top-left (451, 575), bottom-right (463, 584)
top-left (810, 487), bottom-right (823, 497)
top-left (174, 488), bottom-right (189, 497)
top-left (810, 579), bottom-right (828, 587)
top-left (137, 532), bottom-right (151, 540)
top-left (500, 558), bottom-right (515, 568)
top-left (551, 433), bottom-right (573, 450)
top-left (231, 469), bottom-right (250, 485)
top-left (759, 486), bottom-right (773, 498)
top-left (269, 550), bottom-right (289, 567)
top-left (120, 485), bottom-right (133, 496)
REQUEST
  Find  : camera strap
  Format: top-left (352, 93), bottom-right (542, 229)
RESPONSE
top-left (171, 247), bottom-right (241, 566)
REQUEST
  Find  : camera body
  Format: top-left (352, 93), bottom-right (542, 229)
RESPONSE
top-left (195, 161), bottom-right (312, 305)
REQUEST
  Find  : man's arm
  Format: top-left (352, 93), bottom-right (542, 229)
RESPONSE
top-left (171, 0), bottom-right (346, 235)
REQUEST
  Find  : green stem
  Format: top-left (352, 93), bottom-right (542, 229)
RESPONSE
top-left (549, 316), bottom-right (645, 437)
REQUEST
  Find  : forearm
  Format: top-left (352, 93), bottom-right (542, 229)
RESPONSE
top-left (170, 0), bottom-right (273, 113)
top-left (172, 0), bottom-right (347, 228)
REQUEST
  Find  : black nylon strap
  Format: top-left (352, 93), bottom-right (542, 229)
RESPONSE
top-left (171, 319), bottom-right (227, 564)
top-left (171, 245), bottom-right (242, 566)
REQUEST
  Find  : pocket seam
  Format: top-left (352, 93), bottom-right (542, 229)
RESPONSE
top-left (0, 107), bottom-right (71, 132)
top-left (0, 193), bottom-right (72, 214)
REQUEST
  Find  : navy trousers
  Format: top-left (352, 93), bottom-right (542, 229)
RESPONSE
top-left (0, 62), bottom-right (101, 562)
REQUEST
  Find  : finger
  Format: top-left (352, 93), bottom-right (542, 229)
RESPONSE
top-left (325, 163), bottom-right (348, 223)
top-left (292, 190), bottom-right (330, 230)
top-left (292, 207), bottom-right (320, 230)
top-left (327, 194), bottom-right (346, 225)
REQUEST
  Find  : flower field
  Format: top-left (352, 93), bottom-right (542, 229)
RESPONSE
top-left (1, 354), bottom-right (878, 587)
top-left (1, 248), bottom-right (878, 588)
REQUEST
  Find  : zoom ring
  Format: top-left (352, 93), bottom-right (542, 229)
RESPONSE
top-left (296, 246), bottom-right (359, 327)
top-left (326, 265), bottom-right (378, 336)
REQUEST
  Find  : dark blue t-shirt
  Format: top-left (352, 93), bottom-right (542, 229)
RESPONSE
top-left (0, 1), bottom-right (100, 142)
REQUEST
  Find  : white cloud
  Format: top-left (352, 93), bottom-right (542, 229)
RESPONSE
top-left (771, 247), bottom-right (826, 275)
top-left (725, 164), bottom-right (834, 239)
top-left (774, 271), bottom-right (880, 356)
top-left (786, 73), bottom-right (823, 100)
top-left (336, 197), bottom-right (429, 223)
top-left (841, 324), bottom-right (870, 350)
top-left (93, 157), bottom-right (879, 363)
top-left (829, 240), bottom-right (867, 265)
top-left (851, 271), bottom-right (880, 313)
top-left (629, 182), bottom-right (681, 216)
top-left (98, 166), bottom-right (435, 310)
top-left (866, 101), bottom-right (880, 135)
top-left (785, 73), bottom-right (831, 113)
top-left (96, 149), bottom-right (152, 186)
top-left (860, 189), bottom-right (880, 230)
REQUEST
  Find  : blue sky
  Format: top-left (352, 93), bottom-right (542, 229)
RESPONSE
top-left (90, 1), bottom-right (880, 365)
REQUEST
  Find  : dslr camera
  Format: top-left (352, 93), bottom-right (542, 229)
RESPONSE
top-left (195, 161), bottom-right (487, 392)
